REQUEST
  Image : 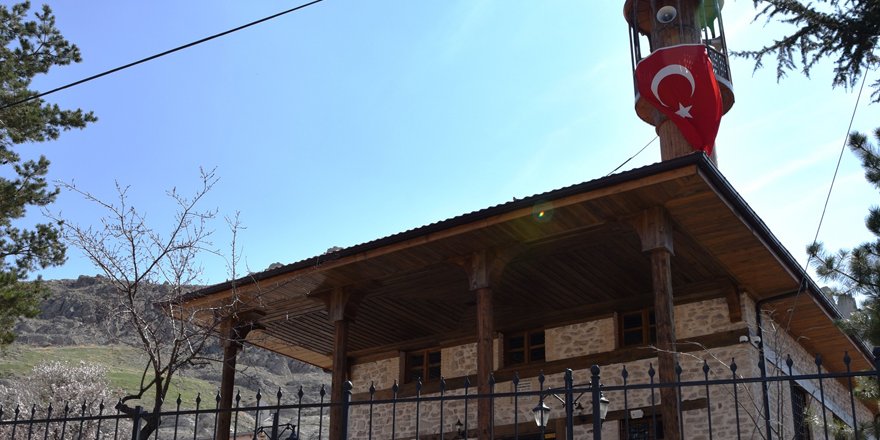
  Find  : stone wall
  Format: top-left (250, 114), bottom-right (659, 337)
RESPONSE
top-left (344, 294), bottom-right (874, 439)
top-left (350, 357), bottom-right (398, 394)
top-left (442, 342), bottom-right (477, 378)
top-left (545, 317), bottom-right (614, 361)
top-left (674, 297), bottom-right (749, 339)
top-left (348, 296), bottom-right (749, 393)
top-left (759, 308), bottom-right (876, 438)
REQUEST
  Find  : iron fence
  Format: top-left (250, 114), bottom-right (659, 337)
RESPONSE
top-left (2, 349), bottom-right (879, 440)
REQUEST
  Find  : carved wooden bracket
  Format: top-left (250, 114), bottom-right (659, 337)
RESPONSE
top-left (724, 281), bottom-right (743, 323)
top-left (222, 309), bottom-right (267, 350)
top-left (629, 206), bottom-right (675, 255)
top-left (453, 246), bottom-right (521, 291)
top-left (324, 285), bottom-right (369, 323)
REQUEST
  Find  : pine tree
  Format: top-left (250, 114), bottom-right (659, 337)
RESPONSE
top-left (809, 129), bottom-right (880, 345)
top-left (808, 130), bottom-right (880, 438)
top-left (0, 2), bottom-right (96, 345)
top-left (737, 0), bottom-right (880, 102)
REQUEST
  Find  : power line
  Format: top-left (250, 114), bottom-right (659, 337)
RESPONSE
top-left (606, 136), bottom-right (657, 176)
top-left (811, 72), bottom-right (870, 251)
top-left (784, 70), bottom-right (870, 331)
top-left (0, 0), bottom-right (326, 111)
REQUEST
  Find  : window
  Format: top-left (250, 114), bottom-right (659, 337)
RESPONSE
top-left (404, 349), bottom-right (441, 383)
top-left (791, 384), bottom-right (812, 440)
top-left (619, 308), bottom-right (656, 347)
top-left (621, 416), bottom-right (663, 439)
top-left (504, 329), bottom-right (546, 366)
top-left (832, 414), bottom-right (849, 440)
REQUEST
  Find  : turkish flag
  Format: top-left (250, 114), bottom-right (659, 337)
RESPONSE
top-left (635, 44), bottom-right (722, 155)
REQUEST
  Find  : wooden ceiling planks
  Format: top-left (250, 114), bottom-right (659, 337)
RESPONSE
top-left (270, 313), bottom-right (334, 355)
top-left (260, 295), bottom-right (327, 323)
top-left (763, 294), bottom-right (872, 372)
top-left (670, 230), bottom-right (729, 283)
top-left (245, 329), bottom-right (333, 369)
top-left (666, 189), bottom-right (799, 297)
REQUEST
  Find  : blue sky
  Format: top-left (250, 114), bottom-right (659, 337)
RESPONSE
top-left (19, 1), bottom-right (880, 285)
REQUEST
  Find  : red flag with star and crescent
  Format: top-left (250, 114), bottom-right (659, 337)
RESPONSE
top-left (635, 44), bottom-right (722, 154)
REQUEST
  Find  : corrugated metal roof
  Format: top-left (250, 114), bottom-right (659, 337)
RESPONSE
top-left (185, 154), bottom-right (709, 300)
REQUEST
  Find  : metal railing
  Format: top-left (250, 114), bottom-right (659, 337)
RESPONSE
top-left (2, 349), bottom-right (879, 439)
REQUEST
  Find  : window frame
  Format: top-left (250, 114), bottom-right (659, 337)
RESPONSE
top-left (620, 415), bottom-right (664, 439)
top-left (503, 328), bottom-right (546, 367)
top-left (791, 383), bottom-right (813, 440)
top-left (403, 348), bottom-right (442, 384)
top-left (618, 308), bottom-right (657, 348)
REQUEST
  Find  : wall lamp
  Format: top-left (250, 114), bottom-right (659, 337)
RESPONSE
top-left (532, 390), bottom-right (609, 427)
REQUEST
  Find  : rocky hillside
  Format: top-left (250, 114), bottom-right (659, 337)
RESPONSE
top-left (6, 275), bottom-right (329, 404)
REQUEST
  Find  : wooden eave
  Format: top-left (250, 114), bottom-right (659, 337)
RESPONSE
top-left (762, 293), bottom-right (874, 372)
top-left (178, 154), bottom-right (872, 372)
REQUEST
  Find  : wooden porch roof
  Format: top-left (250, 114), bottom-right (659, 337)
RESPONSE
top-left (179, 153), bottom-right (873, 371)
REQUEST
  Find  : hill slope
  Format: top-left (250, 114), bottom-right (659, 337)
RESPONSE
top-left (4, 275), bottom-right (328, 407)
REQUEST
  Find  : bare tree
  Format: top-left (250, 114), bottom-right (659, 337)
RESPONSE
top-left (55, 168), bottom-right (237, 438)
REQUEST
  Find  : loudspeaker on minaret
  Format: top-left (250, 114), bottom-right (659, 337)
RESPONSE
top-left (624, 0), bottom-right (735, 164)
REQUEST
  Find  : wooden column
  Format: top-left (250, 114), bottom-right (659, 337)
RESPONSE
top-left (657, 120), bottom-right (718, 164)
top-left (657, 120), bottom-right (695, 162)
top-left (216, 322), bottom-right (240, 440)
top-left (632, 207), bottom-right (681, 440)
top-left (330, 318), bottom-right (349, 440)
top-left (216, 313), bottom-right (263, 440)
top-left (457, 250), bottom-right (512, 440)
top-left (475, 285), bottom-right (494, 440)
top-left (216, 321), bottom-right (239, 440)
top-left (650, 248), bottom-right (681, 440)
top-left (326, 287), bottom-right (359, 440)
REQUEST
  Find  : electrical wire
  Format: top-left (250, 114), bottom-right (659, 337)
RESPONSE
top-left (606, 136), bottom-right (658, 176)
top-left (0, 0), bottom-right (325, 111)
top-left (811, 74), bottom-right (870, 251)
top-left (783, 71), bottom-right (870, 332)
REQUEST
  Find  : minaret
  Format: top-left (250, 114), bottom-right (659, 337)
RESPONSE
top-left (624, 3), bottom-right (735, 440)
top-left (625, 0), bottom-right (735, 164)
